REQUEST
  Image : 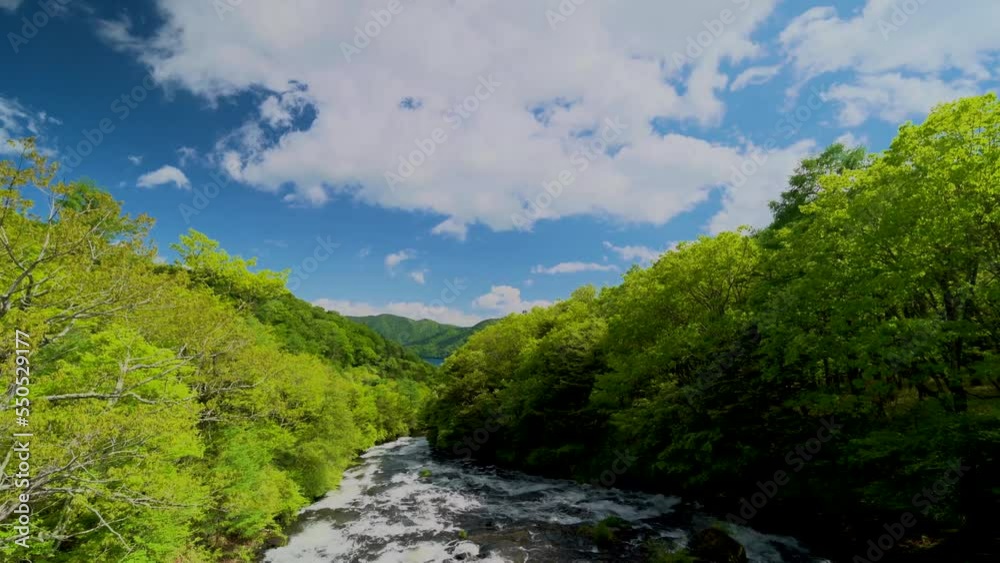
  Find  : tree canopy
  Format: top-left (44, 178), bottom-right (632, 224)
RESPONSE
top-left (424, 94), bottom-right (1000, 560)
top-left (0, 139), bottom-right (436, 561)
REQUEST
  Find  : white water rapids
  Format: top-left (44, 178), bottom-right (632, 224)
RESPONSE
top-left (263, 437), bottom-right (830, 562)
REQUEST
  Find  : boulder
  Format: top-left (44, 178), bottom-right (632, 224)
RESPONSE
top-left (688, 528), bottom-right (748, 563)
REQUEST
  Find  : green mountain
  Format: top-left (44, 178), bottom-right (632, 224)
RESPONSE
top-left (349, 314), bottom-right (496, 358)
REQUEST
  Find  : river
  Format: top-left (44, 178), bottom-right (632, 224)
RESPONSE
top-left (263, 437), bottom-right (829, 562)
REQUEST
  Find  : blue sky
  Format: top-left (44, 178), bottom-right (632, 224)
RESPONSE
top-left (2, 0), bottom-right (997, 325)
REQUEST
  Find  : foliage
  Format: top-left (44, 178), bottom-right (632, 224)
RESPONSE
top-left (256, 295), bottom-right (436, 382)
top-left (425, 95), bottom-right (1000, 556)
top-left (349, 313), bottom-right (496, 359)
top-left (767, 141), bottom-right (869, 231)
top-left (0, 139), bottom-right (434, 561)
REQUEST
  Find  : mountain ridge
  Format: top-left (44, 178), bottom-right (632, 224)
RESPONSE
top-left (348, 313), bottom-right (497, 358)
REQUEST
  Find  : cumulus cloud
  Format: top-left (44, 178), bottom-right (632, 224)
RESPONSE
top-left (384, 249), bottom-right (416, 271)
top-left (780, 2), bottom-right (1000, 79)
top-left (95, 0), bottom-right (801, 236)
top-left (531, 262), bottom-right (620, 275)
top-left (473, 285), bottom-right (551, 316)
top-left (779, 1), bottom-right (1000, 124)
top-left (136, 165), bottom-right (191, 189)
top-left (315, 298), bottom-right (484, 326)
top-left (127, 154), bottom-right (143, 165)
top-left (409, 269), bottom-right (427, 284)
top-left (94, 0), bottom-right (1000, 233)
top-left (259, 88), bottom-right (311, 128)
top-left (822, 74), bottom-right (980, 126)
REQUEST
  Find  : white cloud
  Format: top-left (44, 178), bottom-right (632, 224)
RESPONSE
top-left (779, 2), bottom-right (1000, 125)
top-left (358, 246), bottom-right (371, 258)
top-left (136, 165), bottom-right (191, 189)
top-left (384, 249), bottom-right (416, 271)
top-left (259, 88), bottom-right (311, 128)
top-left (780, 2), bottom-right (1000, 79)
top-left (177, 146), bottom-right (198, 167)
top-left (38, 112), bottom-right (61, 126)
top-left (0, 0), bottom-right (23, 12)
top-left (834, 132), bottom-right (868, 148)
top-left (97, 0), bottom-right (798, 235)
top-left (531, 262), bottom-right (619, 275)
top-left (315, 298), bottom-right (484, 327)
top-left (409, 269), bottom-right (427, 284)
top-left (730, 64), bottom-right (782, 91)
top-left (473, 285), bottom-right (551, 316)
top-left (0, 97), bottom-right (57, 154)
top-left (822, 74), bottom-right (980, 127)
top-left (602, 241), bottom-right (665, 264)
top-left (127, 154), bottom-right (143, 165)
top-left (430, 217), bottom-right (468, 241)
top-left (96, 0), bottom-right (1000, 232)
top-left (707, 138), bottom-right (816, 234)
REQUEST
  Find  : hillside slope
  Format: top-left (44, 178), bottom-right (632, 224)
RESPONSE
top-left (0, 144), bottom-right (437, 562)
top-left (256, 295), bottom-right (436, 381)
top-left (349, 314), bottom-right (496, 358)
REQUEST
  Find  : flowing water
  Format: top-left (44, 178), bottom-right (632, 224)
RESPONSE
top-left (263, 437), bottom-right (829, 563)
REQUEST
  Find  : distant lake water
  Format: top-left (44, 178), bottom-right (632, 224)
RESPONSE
top-left (423, 357), bottom-right (445, 366)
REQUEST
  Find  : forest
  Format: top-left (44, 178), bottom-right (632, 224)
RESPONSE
top-left (0, 142), bottom-right (435, 561)
top-left (424, 95), bottom-right (1000, 561)
top-left (1, 94), bottom-right (999, 562)
top-left (348, 314), bottom-right (495, 359)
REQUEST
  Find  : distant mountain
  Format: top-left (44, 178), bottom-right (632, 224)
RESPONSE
top-left (348, 314), bottom-right (496, 359)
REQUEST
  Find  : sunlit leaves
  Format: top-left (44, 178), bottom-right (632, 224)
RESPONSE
top-left (1, 142), bottom-right (434, 561)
